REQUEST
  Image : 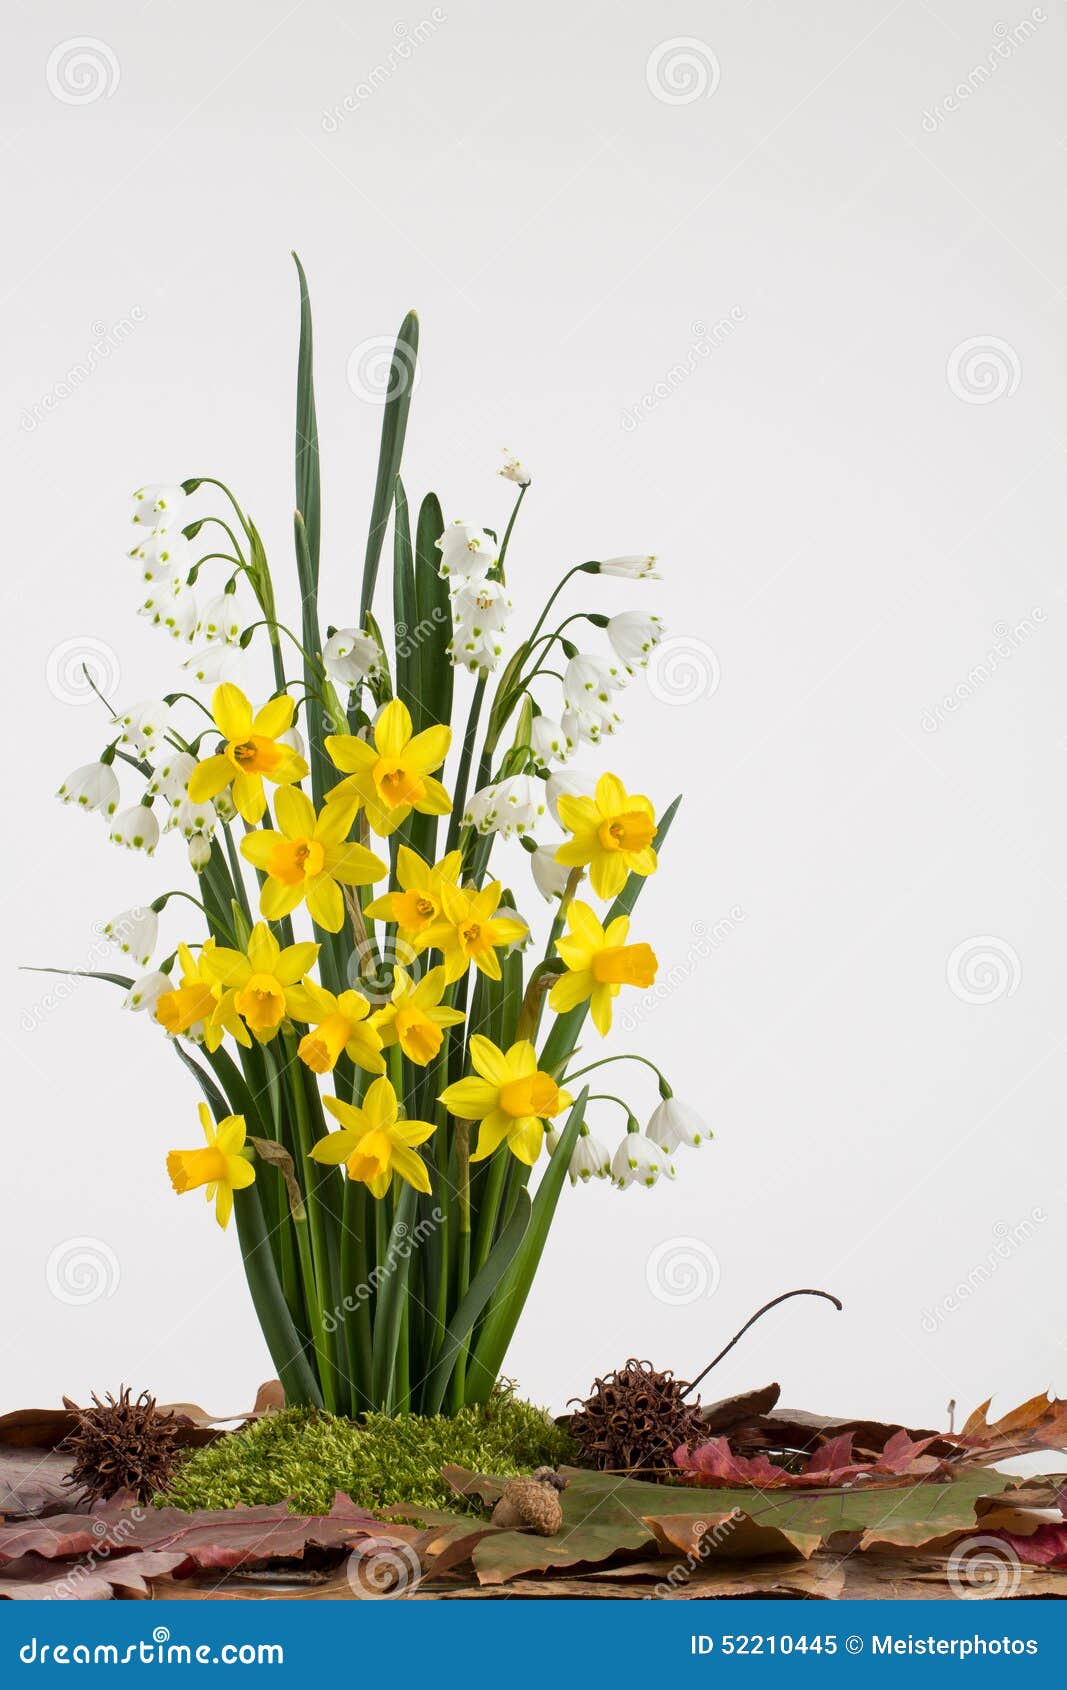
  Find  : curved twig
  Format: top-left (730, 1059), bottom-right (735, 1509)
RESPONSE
top-left (682, 1288), bottom-right (843, 1399)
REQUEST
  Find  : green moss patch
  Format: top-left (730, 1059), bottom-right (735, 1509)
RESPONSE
top-left (161, 1393), bottom-right (575, 1516)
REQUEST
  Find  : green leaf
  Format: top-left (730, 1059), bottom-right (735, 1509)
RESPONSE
top-left (391, 479), bottom-right (418, 717)
top-left (421, 1190), bottom-right (531, 1415)
top-left (371, 1184), bottom-right (417, 1410)
top-left (448, 1465), bottom-right (1021, 1586)
top-left (412, 491), bottom-right (452, 732)
top-left (21, 966), bottom-right (132, 991)
top-left (294, 510), bottom-right (327, 806)
top-left (467, 1087), bottom-right (589, 1400)
top-left (169, 1043), bottom-right (323, 1410)
top-left (291, 253), bottom-right (321, 580)
top-left (359, 311), bottom-right (419, 625)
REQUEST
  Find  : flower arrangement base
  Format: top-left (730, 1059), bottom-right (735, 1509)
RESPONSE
top-left (1, 1384), bottom-right (1065, 1599)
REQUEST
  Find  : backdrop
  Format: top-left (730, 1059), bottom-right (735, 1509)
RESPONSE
top-left (4, 0), bottom-right (1063, 1446)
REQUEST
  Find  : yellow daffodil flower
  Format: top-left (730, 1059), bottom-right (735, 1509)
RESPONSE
top-left (154, 939), bottom-right (250, 1051)
top-left (202, 922), bottom-right (319, 1043)
top-left (310, 1077), bottom-right (435, 1198)
top-left (324, 700), bottom-right (451, 837)
top-left (555, 772), bottom-right (657, 901)
top-left (187, 684), bottom-right (308, 824)
top-left (297, 983), bottom-right (385, 1076)
top-left (363, 845), bottom-right (463, 944)
top-left (439, 1036), bottom-right (572, 1166)
top-left (167, 1103), bottom-right (255, 1229)
top-left (370, 965), bottom-right (465, 1066)
top-left (240, 787), bottom-right (386, 933)
top-left (417, 880), bottom-right (528, 985)
top-left (549, 901), bottom-right (658, 1035)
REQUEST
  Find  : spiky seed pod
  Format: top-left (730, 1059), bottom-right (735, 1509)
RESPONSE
top-left (61, 1387), bottom-right (181, 1505)
top-left (568, 1359), bottom-right (705, 1474)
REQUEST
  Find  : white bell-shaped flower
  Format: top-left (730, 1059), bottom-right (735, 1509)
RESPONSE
top-left (545, 768), bottom-right (595, 825)
top-left (561, 701), bottom-right (619, 746)
top-left (530, 844), bottom-right (570, 901)
top-left (450, 624), bottom-right (507, 674)
top-left (464, 774), bottom-right (545, 839)
top-left (596, 554), bottom-right (660, 580)
top-left (323, 628), bottom-right (380, 687)
top-left (531, 715), bottom-right (572, 765)
top-left (647, 1097), bottom-right (712, 1153)
top-left (188, 834), bottom-right (213, 873)
top-left (611, 1132), bottom-right (675, 1189)
top-left (569, 1132), bottom-right (611, 1185)
top-left (160, 581), bottom-right (199, 643)
top-left (499, 449), bottom-right (531, 487)
top-left (131, 484), bottom-right (186, 527)
top-left (435, 520), bottom-right (498, 582)
top-left (110, 802), bottom-right (160, 855)
top-left (146, 749), bottom-right (196, 802)
top-left (564, 652), bottom-right (626, 705)
top-left (607, 611), bottom-right (664, 673)
top-left (56, 759), bottom-right (120, 816)
top-left (130, 527), bottom-right (194, 583)
top-left (123, 970), bottom-right (170, 1013)
top-left (198, 592), bottom-right (243, 645)
top-left (452, 578), bottom-right (511, 634)
top-left (182, 644), bottom-right (247, 687)
top-left (103, 906), bottom-right (158, 967)
top-left (167, 795), bottom-right (216, 839)
top-left (118, 700), bottom-right (172, 756)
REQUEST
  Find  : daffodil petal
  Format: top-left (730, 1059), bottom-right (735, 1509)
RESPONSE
top-left (374, 699), bottom-right (412, 757)
top-left (306, 876), bottom-right (344, 932)
top-left (273, 784), bottom-right (316, 839)
top-left (213, 684), bottom-right (253, 741)
top-left (187, 755), bottom-right (232, 803)
top-left (252, 694), bottom-right (296, 739)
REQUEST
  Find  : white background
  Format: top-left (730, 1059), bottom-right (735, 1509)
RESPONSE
top-left (3, 0), bottom-right (1064, 1444)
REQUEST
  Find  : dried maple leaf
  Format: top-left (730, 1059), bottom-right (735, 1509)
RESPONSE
top-left (673, 1429), bottom-right (946, 1489)
top-left (956, 1393), bottom-right (1067, 1464)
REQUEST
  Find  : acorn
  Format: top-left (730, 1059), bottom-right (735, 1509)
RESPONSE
top-left (491, 1466), bottom-right (567, 1535)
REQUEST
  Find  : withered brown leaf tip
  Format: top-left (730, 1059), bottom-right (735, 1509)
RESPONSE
top-left (490, 1466), bottom-right (568, 1535)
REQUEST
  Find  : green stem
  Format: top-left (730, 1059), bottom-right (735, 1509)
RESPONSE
top-left (233, 1186), bottom-right (323, 1409)
top-left (283, 1033), bottom-right (339, 1411)
top-left (340, 1178), bottom-right (373, 1415)
top-left (446, 674), bottom-right (487, 854)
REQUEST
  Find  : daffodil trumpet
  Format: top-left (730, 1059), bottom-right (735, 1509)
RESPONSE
top-left (42, 264), bottom-right (694, 1420)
